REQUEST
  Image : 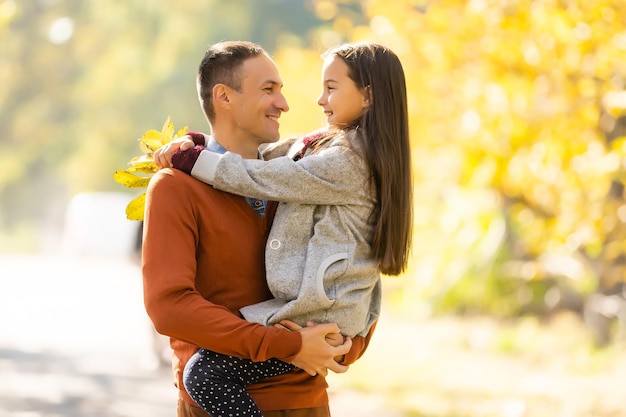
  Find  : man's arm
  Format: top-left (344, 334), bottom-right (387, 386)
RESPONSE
top-left (143, 169), bottom-right (299, 361)
top-left (142, 169), bottom-right (349, 371)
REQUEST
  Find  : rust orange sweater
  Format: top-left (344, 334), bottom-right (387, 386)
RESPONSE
top-left (142, 169), bottom-right (373, 411)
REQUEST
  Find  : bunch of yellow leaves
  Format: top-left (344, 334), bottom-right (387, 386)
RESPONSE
top-left (113, 117), bottom-right (188, 220)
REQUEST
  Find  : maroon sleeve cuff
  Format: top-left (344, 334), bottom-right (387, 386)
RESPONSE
top-left (171, 145), bottom-right (205, 175)
top-left (187, 131), bottom-right (206, 147)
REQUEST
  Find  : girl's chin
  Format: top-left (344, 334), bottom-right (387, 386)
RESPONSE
top-left (325, 117), bottom-right (340, 128)
top-left (326, 121), bottom-right (347, 129)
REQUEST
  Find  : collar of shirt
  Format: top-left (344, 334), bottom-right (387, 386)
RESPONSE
top-left (207, 137), bottom-right (267, 217)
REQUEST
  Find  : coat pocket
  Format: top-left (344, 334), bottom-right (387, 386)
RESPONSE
top-left (312, 252), bottom-right (349, 305)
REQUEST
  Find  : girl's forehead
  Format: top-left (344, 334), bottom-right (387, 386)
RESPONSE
top-left (322, 56), bottom-right (349, 77)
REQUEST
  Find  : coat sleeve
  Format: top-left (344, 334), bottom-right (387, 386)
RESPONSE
top-left (260, 137), bottom-right (300, 160)
top-left (191, 145), bottom-right (372, 206)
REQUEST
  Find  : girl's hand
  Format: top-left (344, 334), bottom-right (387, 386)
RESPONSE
top-left (275, 319), bottom-right (303, 331)
top-left (287, 322), bottom-right (351, 377)
top-left (277, 320), bottom-right (344, 346)
top-left (277, 320), bottom-right (349, 368)
top-left (154, 136), bottom-right (196, 169)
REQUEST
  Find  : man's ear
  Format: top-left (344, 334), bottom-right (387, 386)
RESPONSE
top-left (213, 84), bottom-right (231, 109)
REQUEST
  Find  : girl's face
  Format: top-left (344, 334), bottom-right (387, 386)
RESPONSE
top-left (317, 56), bottom-right (369, 129)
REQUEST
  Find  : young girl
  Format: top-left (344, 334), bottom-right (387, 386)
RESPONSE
top-left (162, 42), bottom-right (412, 416)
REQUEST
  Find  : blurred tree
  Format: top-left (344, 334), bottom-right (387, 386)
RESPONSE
top-left (6, 0), bottom-right (626, 343)
top-left (274, 0), bottom-right (626, 340)
top-left (299, 0), bottom-right (626, 329)
top-left (0, 0), bottom-right (345, 250)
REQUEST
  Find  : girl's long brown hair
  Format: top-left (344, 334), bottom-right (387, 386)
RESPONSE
top-left (326, 43), bottom-right (413, 275)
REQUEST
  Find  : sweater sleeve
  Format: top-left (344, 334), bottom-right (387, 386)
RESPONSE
top-left (341, 320), bottom-right (377, 366)
top-left (190, 145), bottom-right (371, 206)
top-left (142, 169), bottom-right (301, 363)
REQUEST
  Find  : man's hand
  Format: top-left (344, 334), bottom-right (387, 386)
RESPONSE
top-left (154, 136), bottom-right (195, 169)
top-left (279, 320), bottom-right (351, 377)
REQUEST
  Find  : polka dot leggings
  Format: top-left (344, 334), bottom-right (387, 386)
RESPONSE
top-left (183, 348), bottom-right (295, 417)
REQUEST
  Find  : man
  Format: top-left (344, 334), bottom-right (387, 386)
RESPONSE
top-left (143, 41), bottom-right (373, 417)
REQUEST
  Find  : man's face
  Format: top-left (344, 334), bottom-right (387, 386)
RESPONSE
top-left (229, 55), bottom-right (289, 146)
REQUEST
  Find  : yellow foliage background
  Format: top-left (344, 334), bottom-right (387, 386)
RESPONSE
top-left (3, 0), bottom-right (626, 322)
top-left (273, 0), bottom-right (626, 318)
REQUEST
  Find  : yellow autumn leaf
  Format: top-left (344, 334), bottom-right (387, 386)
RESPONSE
top-left (175, 126), bottom-right (189, 139)
top-left (160, 116), bottom-right (175, 140)
top-left (113, 170), bottom-right (151, 188)
top-left (114, 116), bottom-right (188, 220)
top-left (610, 136), bottom-right (626, 155)
top-left (125, 193), bottom-right (146, 221)
top-left (139, 117), bottom-right (190, 153)
top-left (128, 155), bottom-right (157, 173)
top-left (140, 130), bottom-right (169, 153)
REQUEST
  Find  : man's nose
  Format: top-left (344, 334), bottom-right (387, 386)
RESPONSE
top-left (276, 93), bottom-right (289, 112)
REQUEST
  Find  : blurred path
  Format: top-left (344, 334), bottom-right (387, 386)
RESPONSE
top-left (0, 254), bottom-right (387, 417)
top-left (7, 254), bottom-right (624, 416)
top-left (0, 254), bottom-right (176, 417)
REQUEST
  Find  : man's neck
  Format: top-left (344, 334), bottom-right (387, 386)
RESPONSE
top-left (212, 129), bottom-right (260, 159)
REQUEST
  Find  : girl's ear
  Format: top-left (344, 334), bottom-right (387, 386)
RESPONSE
top-left (362, 85), bottom-right (372, 108)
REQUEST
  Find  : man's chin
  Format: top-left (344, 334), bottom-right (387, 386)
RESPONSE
top-left (254, 136), bottom-right (280, 147)
top-left (264, 132), bottom-right (281, 143)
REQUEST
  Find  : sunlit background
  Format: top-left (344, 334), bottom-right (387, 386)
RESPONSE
top-left (2, 0), bottom-right (626, 416)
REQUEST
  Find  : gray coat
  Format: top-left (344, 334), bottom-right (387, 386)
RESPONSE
top-left (191, 131), bottom-right (380, 337)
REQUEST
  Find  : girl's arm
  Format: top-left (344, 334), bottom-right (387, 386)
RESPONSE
top-left (188, 143), bottom-right (370, 206)
top-left (260, 137), bottom-right (300, 160)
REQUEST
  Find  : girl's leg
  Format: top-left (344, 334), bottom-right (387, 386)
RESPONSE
top-left (183, 348), bottom-right (294, 417)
